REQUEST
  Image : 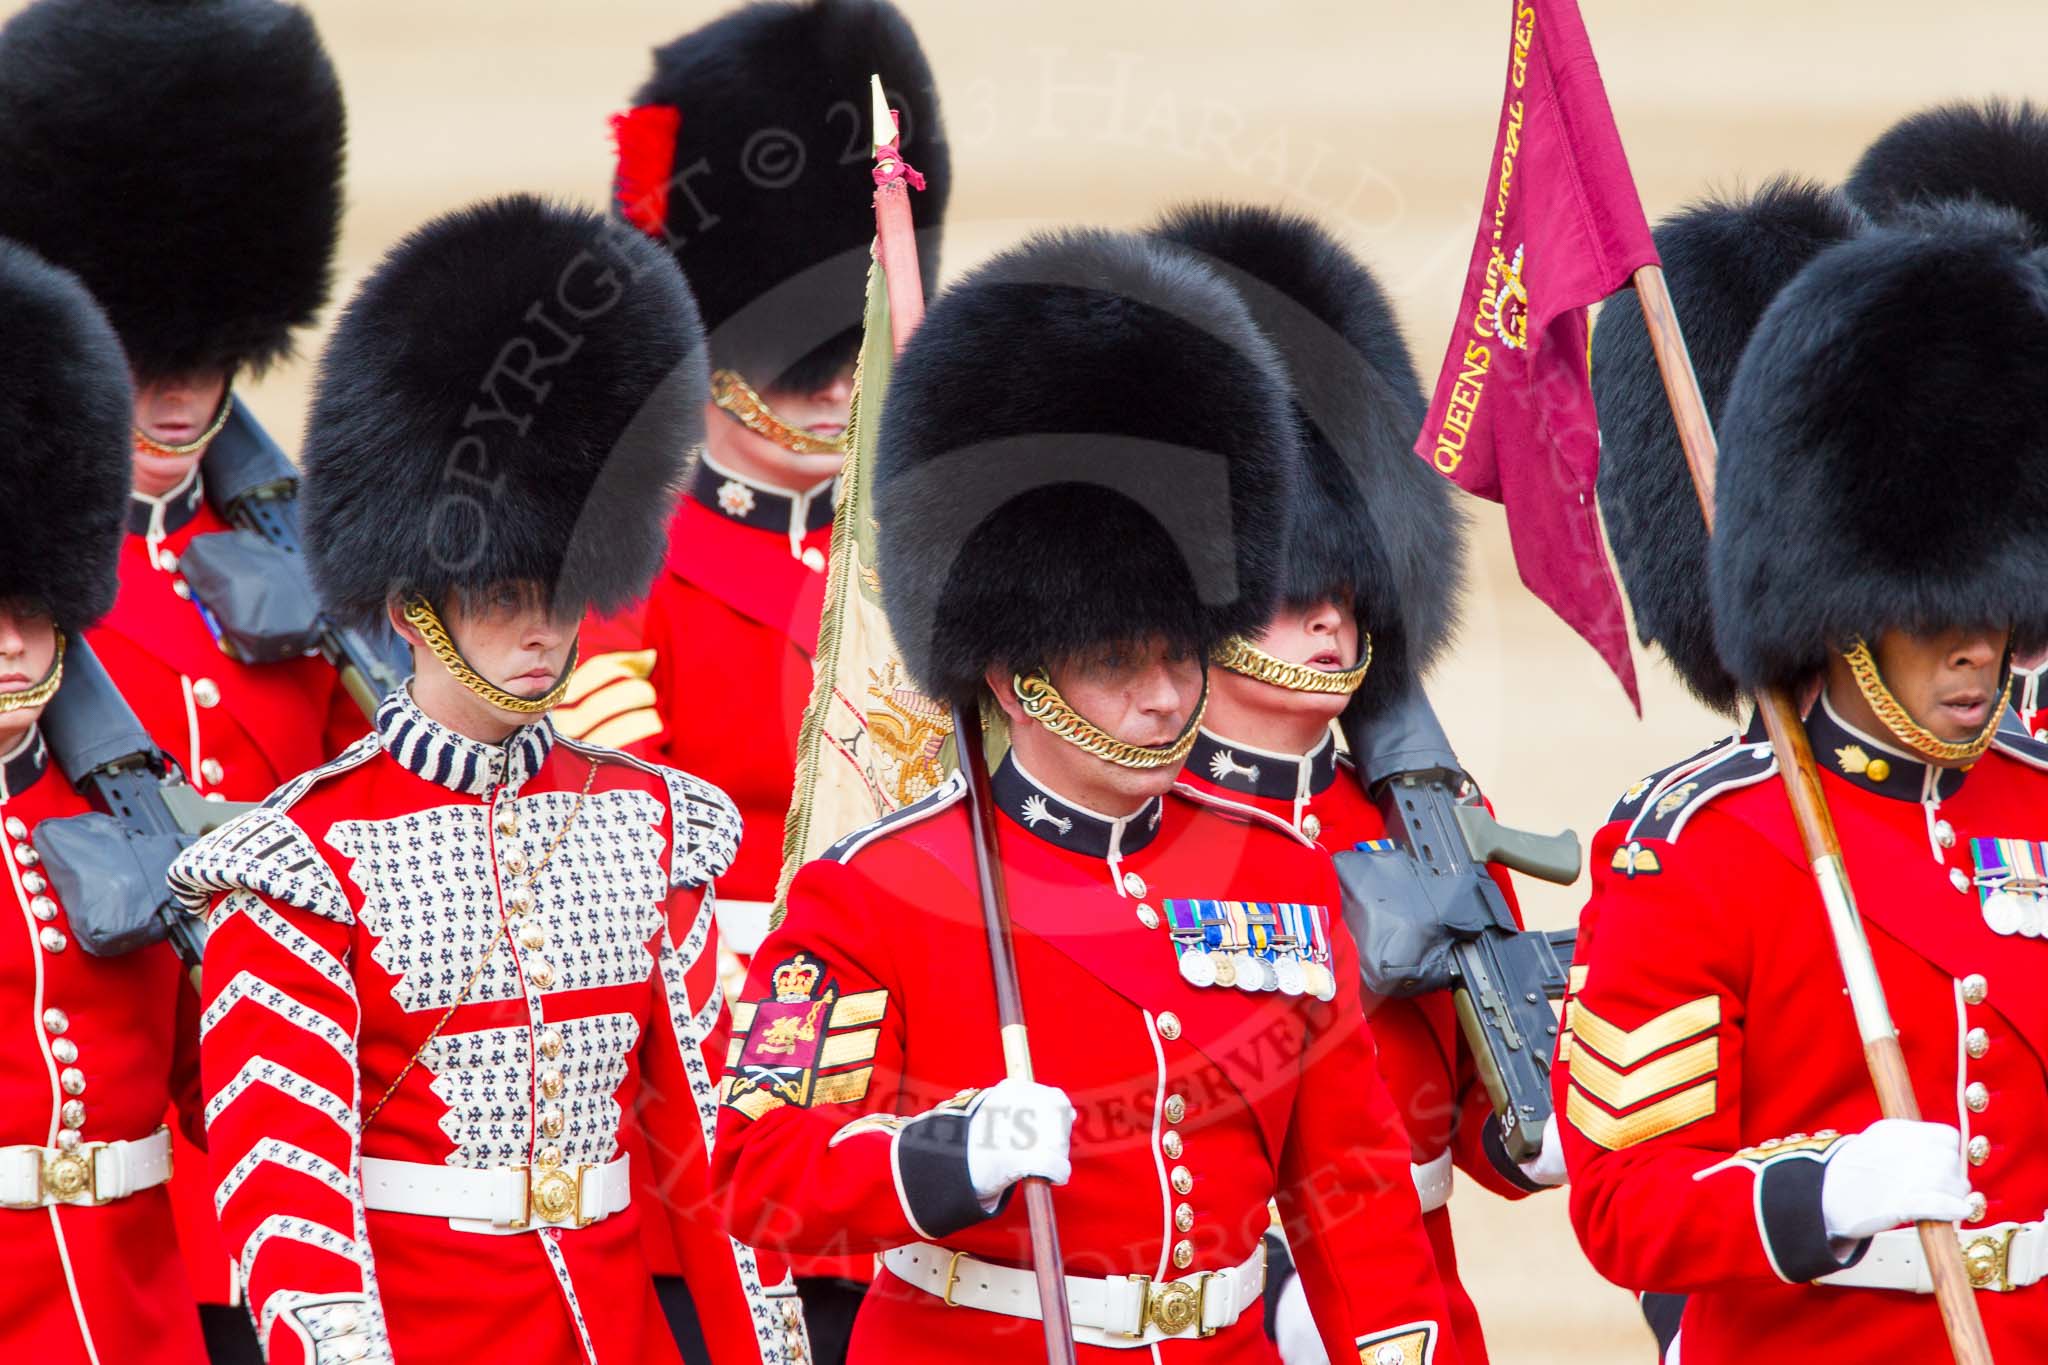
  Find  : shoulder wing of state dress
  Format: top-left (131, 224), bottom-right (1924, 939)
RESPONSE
top-left (1615, 738), bottom-right (1778, 847)
top-left (1606, 730), bottom-right (1758, 824)
top-left (817, 769), bottom-right (968, 866)
top-left (1993, 723), bottom-right (2048, 773)
top-left (556, 734), bottom-right (743, 889)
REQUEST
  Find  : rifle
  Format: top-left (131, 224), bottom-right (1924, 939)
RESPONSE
top-left (195, 402), bottom-right (408, 719)
top-left (35, 634), bottom-right (254, 983)
top-left (1333, 681), bottom-right (1581, 1162)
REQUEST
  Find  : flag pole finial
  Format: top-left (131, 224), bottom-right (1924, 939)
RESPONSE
top-left (870, 73), bottom-right (897, 159)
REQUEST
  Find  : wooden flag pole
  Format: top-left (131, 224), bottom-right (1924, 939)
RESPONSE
top-left (872, 76), bottom-right (1077, 1362)
top-left (1632, 263), bottom-right (1995, 1365)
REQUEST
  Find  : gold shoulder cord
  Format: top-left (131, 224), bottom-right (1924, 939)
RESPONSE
top-left (403, 598), bottom-right (576, 715)
top-left (133, 393), bottom-right (236, 458)
top-left (1842, 639), bottom-right (2012, 764)
top-left (1212, 633), bottom-right (1372, 696)
top-left (0, 632), bottom-right (65, 713)
top-left (1011, 669), bottom-right (1207, 770)
top-left (710, 369), bottom-right (848, 457)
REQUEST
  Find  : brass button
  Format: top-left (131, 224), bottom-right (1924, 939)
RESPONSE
top-left (504, 887), bottom-right (533, 916)
top-left (21, 871), bottom-right (45, 895)
top-left (1164, 1094), bottom-right (1186, 1125)
top-left (50, 1039), bottom-right (77, 1064)
top-left (1962, 974), bottom-right (1989, 1006)
top-left (505, 852), bottom-right (528, 876)
top-left (1162, 1130), bottom-right (1183, 1160)
top-left (537, 1027), bottom-right (564, 1059)
top-left (541, 1107), bottom-right (566, 1138)
top-left (1157, 1012), bottom-right (1181, 1041)
top-left (30, 896), bottom-right (56, 922)
top-left (1967, 1135), bottom-right (1990, 1166)
top-left (3, 816), bottom-right (24, 839)
top-left (1865, 758), bottom-right (1892, 783)
top-left (1967, 1027), bottom-right (1990, 1060)
top-left (1966, 1082), bottom-right (1990, 1113)
top-left (1175, 1203), bottom-right (1194, 1233)
top-left (1171, 1240), bottom-right (1194, 1270)
top-left (59, 1066), bottom-right (85, 1096)
top-left (39, 926), bottom-right (64, 953)
top-left (495, 809), bottom-right (519, 837)
top-left (1934, 820), bottom-right (1956, 849)
top-left (801, 546), bottom-right (827, 572)
top-left (55, 1128), bottom-right (80, 1152)
top-left (1301, 813), bottom-right (1322, 841)
top-left (540, 1068), bottom-right (565, 1099)
top-left (1170, 1165), bottom-right (1193, 1196)
top-left (1966, 1191), bottom-right (1988, 1224)
top-left (1135, 904), bottom-right (1160, 930)
top-left (199, 758), bottom-right (225, 785)
top-left (519, 923), bottom-right (546, 951)
top-left (192, 678), bottom-right (220, 708)
top-left (1122, 872), bottom-right (1147, 898)
top-left (529, 960), bottom-right (556, 990)
top-left (172, 578), bottom-right (192, 600)
top-left (42, 1007), bottom-right (68, 1034)
top-left (16, 844), bottom-right (37, 866)
top-left (59, 1099), bottom-right (84, 1129)
top-left (536, 1144), bottom-right (563, 1169)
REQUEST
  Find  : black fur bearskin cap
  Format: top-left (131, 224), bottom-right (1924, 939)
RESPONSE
top-left (1848, 99), bottom-right (2048, 240)
top-left (1592, 179), bottom-right (1865, 713)
top-left (874, 227), bottom-right (1301, 705)
top-left (1150, 202), bottom-right (1463, 721)
top-left (1711, 204), bottom-right (2048, 691)
top-left (0, 0), bottom-right (345, 380)
top-left (618, 0), bottom-right (948, 393)
top-left (0, 239), bottom-right (133, 631)
top-left (302, 196), bottom-right (707, 634)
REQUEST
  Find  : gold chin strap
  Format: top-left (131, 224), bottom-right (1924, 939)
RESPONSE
top-left (1841, 638), bottom-right (2012, 765)
top-left (403, 598), bottom-right (577, 716)
top-left (0, 632), bottom-right (65, 714)
top-left (134, 392), bottom-right (235, 458)
top-left (1010, 668), bottom-right (1208, 771)
top-left (710, 369), bottom-right (848, 457)
top-left (1213, 633), bottom-right (1372, 695)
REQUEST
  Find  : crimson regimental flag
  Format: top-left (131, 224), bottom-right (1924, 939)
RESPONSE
top-left (1415, 0), bottom-right (1658, 709)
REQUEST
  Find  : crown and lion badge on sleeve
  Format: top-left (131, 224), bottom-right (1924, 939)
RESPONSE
top-left (721, 953), bottom-right (889, 1120)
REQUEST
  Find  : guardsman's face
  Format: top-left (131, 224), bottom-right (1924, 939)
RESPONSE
top-left (132, 368), bottom-right (229, 498)
top-left (703, 364), bottom-right (854, 493)
top-left (1236, 596), bottom-right (1360, 722)
top-left (1867, 625), bottom-right (2007, 751)
top-left (993, 635), bottom-right (1204, 816)
top-left (0, 602), bottom-right (58, 747)
top-left (440, 583), bottom-right (579, 703)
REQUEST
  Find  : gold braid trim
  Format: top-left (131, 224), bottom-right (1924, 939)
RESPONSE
top-left (403, 598), bottom-right (577, 716)
top-left (1842, 639), bottom-right (2011, 764)
top-left (710, 369), bottom-right (848, 456)
top-left (1011, 669), bottom-right (1207, 771)
top-left (1212, 633), bottom-right (1371, 695)
top-left (134, 392), bottom-right (235, 458)
top-left (0, 632), bottom-right (64, 714)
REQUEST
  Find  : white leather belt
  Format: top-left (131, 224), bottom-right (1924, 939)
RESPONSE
top-left (361, 1153), bottom-right (630, 1236)
top-left (1412, 1150), bottom-right (1453, 1213)
top-left (882, 1240), bottom-right (1265, 1348)
top-left (0, 1126), bottom-right (173, 1209)
top-left (715, 898), bottom-right (775, 957)
top-left (1820, 1217), bottom-right (2048, 1293)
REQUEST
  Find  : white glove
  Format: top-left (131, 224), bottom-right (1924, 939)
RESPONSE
top-left (1821, 1119), bottom-right (1972, 1241)
top-left (1517, 1115), bottom-right (1569, 1187)
top-left (965, 1078), bottom-right (1075, 1204)
top-left (1273, 1271), bottom-right (1331, 1365)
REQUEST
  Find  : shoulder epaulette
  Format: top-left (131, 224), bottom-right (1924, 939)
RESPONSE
top-left (169, 806), bottom-right (352, 924)
top-left (1607, 731), bottom-right (1749, 824)
top-left (557, 734), bottom-right (742, 888)
top-left (1624, 739), bottom-right (1778, 844)
top-left (820, 770), bottom-right (968, 865)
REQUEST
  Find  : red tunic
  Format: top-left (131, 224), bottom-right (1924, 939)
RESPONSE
top-left (1560, 700), bottom-right (2048, 1361)
top-left (92, 472), bottom-right (364, 1311)
top-left (714, 754), bottom-right (1459, 1364)
top-left (169, 689), bottom-right (805, 1365)
top-left (0, 726), bottom-right (207, 1364)
top-left (1176, 728), bottom-right (1544, 1364)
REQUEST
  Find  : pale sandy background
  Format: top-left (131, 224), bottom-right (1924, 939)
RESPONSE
top-left (28, 0), bottom-right (2045, 1358)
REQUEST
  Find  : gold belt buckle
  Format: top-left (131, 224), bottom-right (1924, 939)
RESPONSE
top-left (513, 1162), bottom-right (594, 1228)
top-left (43, 1143), bottom-right (101, 1205)
top-left (1962, 1227), bottom-right (2022, 1292)
top-left (1129, 1271), bottom-right (1215, 1339)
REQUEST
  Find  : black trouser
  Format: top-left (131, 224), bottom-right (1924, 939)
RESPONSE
top-left (200, 1304), bottom-right (263, 1365)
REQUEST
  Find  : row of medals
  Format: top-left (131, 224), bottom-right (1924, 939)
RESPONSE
top-left (1178, 942), bottom-right (1335, 1000)
top-left (1980, 886), bottom-right (2048, 938)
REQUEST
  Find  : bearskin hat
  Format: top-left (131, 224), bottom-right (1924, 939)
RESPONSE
top-left (1710, 204), bottom-right (2048, 691)
top-left (614, 0), bottom-right (948, 395)
top-left (1848, 99), bottom-right (2048, 239)
top-left (1592, 180), bottom-right (1864, 712)
top-left (0, 240), bottom-right (132, 632)
top-left (875, 228), bottom-right (1300, 705)
top-left (0, 0), bottom-right (345, 380)
top-left (301, 196), bottom-right (706, 634)
top-left (1149, 203), bottom-right (1462, 721)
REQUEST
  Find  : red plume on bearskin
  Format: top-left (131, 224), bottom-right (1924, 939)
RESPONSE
top-left (611, 105), bottom-right (682, 240)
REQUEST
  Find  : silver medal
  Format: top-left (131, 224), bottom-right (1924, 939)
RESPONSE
top-left (1251, 957), bottom-right (1279, 992)
top-left (1983, 889), bottom-right (2024, 937)
top-left (1178, 947), bottom-right (1217, 988)
top-left (2024, 896), bottom-right (2046, 939)
top-left (1231, 952), bottom-right (1259, 990)
top-left (1274, 955), bottom-right (1306, 996)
